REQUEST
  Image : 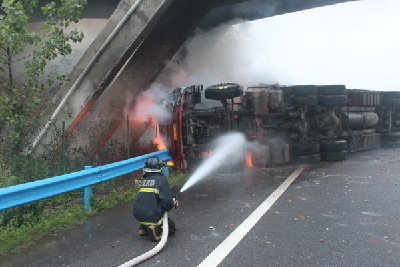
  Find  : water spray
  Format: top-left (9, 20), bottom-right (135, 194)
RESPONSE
top-left (179, 132), bottom-right (246, 193)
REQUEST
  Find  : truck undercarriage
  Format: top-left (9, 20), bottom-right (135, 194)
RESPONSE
top-left (160, 83), bottom-right (400, 172)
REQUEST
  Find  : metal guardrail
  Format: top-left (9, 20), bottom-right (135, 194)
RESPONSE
top-left (0, 149), bottom-right (171, 211)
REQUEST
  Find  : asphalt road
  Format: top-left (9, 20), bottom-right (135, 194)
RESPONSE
top-left (1, 148), bottom-right (400, 266)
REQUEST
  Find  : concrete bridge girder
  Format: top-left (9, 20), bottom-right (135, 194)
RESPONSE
top-left (34, 0), bottom-right (174, 155)
top-left (33, 0), bottom-right (356, 161)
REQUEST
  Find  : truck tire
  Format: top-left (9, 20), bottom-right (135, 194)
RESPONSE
top-left (381, 132), bottom-right (400, 142)
top-left (291, 85), bottom-right (317, 96)
top-left (292, 96), bottom-right (318, 107)
top-left (320, 140), bottom-right (347, 152)
top-left (292, 153), bottom-right (320, 165)
top-left (317, 85), bottom-right (346, 95)
top-left (318, 95), bottom-right (347, 106)
top-left (291, 142), bottom-right (320, 155)
top-left (320, 150), bottom-right (347, 161)
top-left (205, 83), bottom-right (243, 100)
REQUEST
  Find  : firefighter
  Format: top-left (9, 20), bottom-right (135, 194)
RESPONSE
top-left (133, 156), bottom-right (178, 241)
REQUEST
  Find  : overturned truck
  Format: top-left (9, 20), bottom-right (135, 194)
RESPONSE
top-left (160, 83), bottom-right (400, 172)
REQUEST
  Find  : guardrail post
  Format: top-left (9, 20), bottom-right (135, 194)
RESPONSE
top-left (83, 166), bottom-right (93, 210)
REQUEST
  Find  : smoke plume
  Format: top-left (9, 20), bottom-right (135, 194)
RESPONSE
top-left (157, 0), bottom-right (400, 92)
top-left (124, 83), bottom-right (171, 123)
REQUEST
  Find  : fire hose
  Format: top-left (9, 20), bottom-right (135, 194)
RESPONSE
top-left (118, 212), bottom-right (169, 267)
top-left (118, 195), bottom-right (179, 266)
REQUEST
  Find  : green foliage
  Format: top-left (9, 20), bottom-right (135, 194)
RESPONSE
top-left (0, 155), bottom-right (12, 185)
top-left (0, 151), bottom-right (84, 230)
top-left (0, 0), bottom-right (87, 233)
top-left (0, 205), bottom-right (88, 254)
top-left (0, 202), bottom-right (46, 228)
top-left (0, 0), bottom-right (87, 152)
top-left (168, 172), bottom-right (188, 185)
top-left (48, 191), bottom-right (79, 206)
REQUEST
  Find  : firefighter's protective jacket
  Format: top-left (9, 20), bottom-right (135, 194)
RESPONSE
top-left (133, 172), bottom-right (174, 224)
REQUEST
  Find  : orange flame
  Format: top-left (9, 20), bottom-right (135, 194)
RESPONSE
top-left (245, 152), bottom-right (254, 167)
top-left (150, 115), bottom-right (167, 150)
top-left (201, 151), bottom-right (212, 158)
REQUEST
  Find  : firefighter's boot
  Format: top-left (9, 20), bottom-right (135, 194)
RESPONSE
top-left (138, 224), bottom-right (147, 236)
top-left (147, 225), bottom-right (162, 242)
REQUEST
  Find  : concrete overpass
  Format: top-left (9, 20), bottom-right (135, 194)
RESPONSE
top-left (31, 0), bottom-right (357, 162)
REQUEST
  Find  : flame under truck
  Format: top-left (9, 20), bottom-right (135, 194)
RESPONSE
top-left (160, 83), bottom-right (400, 172)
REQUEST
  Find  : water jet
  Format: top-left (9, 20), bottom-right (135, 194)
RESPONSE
top-left (180, 133), bottom-right (246, 193)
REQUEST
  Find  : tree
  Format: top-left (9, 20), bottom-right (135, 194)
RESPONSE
top-left (0, 0), bottom-right (87, 152)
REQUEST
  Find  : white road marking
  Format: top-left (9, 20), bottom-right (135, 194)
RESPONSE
top-left (197, 165), bottom-right (306, 267)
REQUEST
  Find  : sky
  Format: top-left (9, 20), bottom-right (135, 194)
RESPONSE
top-left (159, 0), bottom-right (400, 91)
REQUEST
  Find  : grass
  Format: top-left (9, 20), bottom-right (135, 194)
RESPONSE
top-left (0, 206), bottom-right (88, 253)
top-left (0, 171), bottom-right (188, 255)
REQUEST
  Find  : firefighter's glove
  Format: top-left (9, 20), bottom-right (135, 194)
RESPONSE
top-left (173, 198), bottom-right (179, 209)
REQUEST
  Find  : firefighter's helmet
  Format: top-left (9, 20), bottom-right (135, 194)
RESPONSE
top-left (143, 156), bottom-right (164, 172)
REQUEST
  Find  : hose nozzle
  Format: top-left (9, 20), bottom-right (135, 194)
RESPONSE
top-left (173, 193), bottom-right (180, 209)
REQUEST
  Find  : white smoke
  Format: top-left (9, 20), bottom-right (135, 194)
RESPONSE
top-left (124, 83), bottom-right (172, 123)
top-left (157, 20), bottom-right (279, 90)
top-left (157, 0), bottom-right (400, 92)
